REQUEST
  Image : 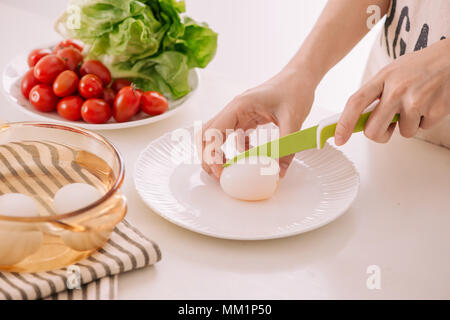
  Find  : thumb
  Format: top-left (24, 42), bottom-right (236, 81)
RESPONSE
top-left (277, 111), bottom-right (303, 178)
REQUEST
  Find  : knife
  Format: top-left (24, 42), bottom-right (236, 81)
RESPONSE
top-left (223, 101), bottom-right (400, 167)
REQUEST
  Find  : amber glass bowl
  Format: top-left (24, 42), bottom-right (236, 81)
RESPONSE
top-left (0, 122), bottom-right (126, 272)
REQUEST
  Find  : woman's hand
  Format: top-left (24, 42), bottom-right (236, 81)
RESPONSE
top-left (335, 38), bottom-right (450, 146)
top-left (201, 69), bottom-right (317, 180)
top-left (200, 0), bottom-right (391, 179)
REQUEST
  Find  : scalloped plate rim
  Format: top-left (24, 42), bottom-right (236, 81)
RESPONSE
top-left (134, 127), bottom-right (361, 240)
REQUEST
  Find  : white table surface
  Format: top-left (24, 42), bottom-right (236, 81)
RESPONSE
top-left (0, 0), bottom-right (449, 299)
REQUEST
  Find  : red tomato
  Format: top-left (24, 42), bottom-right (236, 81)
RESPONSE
top-left (80, 60), bottom-right (111, 86)
top-left (53, 39), bottom-right (84, 54)
top-left (78, 74), bottom-right (103, 99)
top-left (21, 68), bottom-right (40, 99)
top-left (34, 55), bottom-right (68, 84)
top-left (57, 96), bottom-right (84, 121)
top-left (29, 84), bottom-right (58, 112)
top-left (113, 86), bottom-right (141, 122)
top-left (101, 87), bottom-right (116, 106)
top-left (56, 47), bottom-right (83, 72)
top-left (111, 79), bottom-right (132, 92)
top-left (81, 99), bottom-right (112, 124)
top-left (27, 48), bottom-right (51, 67)
top-left (141, 91), bottom-right (168, 116)
top-left (53, 70), bottom-right (79, 97)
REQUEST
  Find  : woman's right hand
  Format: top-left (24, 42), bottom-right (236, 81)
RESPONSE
top-left (201, 68), bottom-right (318, 180)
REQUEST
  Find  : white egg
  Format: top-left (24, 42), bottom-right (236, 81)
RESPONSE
top-left (0, 227), bottom-right (43, 266)
top-left (220, 156), bottom-right (280, 201)
top-left (0, 193), bottom-right (39, 217)
top-left (0, 193), bottom-right (42, 266)
top-left (61, 229), bottom-right (112, 252)
top-left (53, 183), bottom-right (103, 214)
top-left (53, 183), bottom-right (108, 251)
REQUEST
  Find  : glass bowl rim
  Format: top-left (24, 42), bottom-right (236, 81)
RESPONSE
top-left (0, 121), bottom-right (125, 222)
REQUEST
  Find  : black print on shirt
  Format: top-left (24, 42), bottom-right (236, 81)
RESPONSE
top-left (384, 0), bottom-right (397, 56)
top-left (383, 1), bottom-right (447, 58)
top-left (414, 24), bottom-right (429, 51)
top-left (392, 6), bottom-right (410, 58)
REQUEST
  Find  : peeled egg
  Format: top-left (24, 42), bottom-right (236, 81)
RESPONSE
top-left (0, 193), bottom-right (42, 266)
top-left (53, 183), bottom-right (103, 214)
top-left (220, 156), bottom-right (280, 201)
top-left (0, 227), bottom-right (43, 266)
top-left (53, 183), bottom-right (108, 251)
top-left (61, 229), bottom-right (112, 252)
top-left (0, 193), bottom-right (39, 217)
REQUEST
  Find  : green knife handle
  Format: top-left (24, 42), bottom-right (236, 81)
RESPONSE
top-left (318, 104), bottom-right (400, 149)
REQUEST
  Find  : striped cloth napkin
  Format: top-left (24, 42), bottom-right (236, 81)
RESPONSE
top-left (0, 220), bottom-right (161, 300)
top-left (0, 137), bottom-right (161, 299)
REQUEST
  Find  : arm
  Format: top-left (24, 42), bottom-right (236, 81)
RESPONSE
top-left (286, 0), bottom-right (390, 86)
top-left (202, 0), bottom-right (390, 179)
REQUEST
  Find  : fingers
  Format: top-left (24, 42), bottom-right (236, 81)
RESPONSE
top-left (277, 109), bottom-right (303, 178)
top-left (420, 101), bottom-right (448, 130)
top-left (235, 130), bottom-right (251, 153)
top-left (363, 96), bottom-right (399, 143)
top-left (368, 122), bottom-right (397, 143)
top-left (202, 111), bottom-right (236, 180)
top-left (420, 116), bottom-right (441, 130)
top-left (398, 106), bottom-right (421, 138)
top-left (335, 73), bottom-right (384, 145)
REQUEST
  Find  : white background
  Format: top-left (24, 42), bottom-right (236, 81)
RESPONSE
top-left (0, 0), bottom-right (449, 299)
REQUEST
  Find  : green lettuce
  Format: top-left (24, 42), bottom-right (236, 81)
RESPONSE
top-left (55, 0), bottom-right (217, 99)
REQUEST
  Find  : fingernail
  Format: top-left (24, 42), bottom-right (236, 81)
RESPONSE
top-left (279, 162), bottom-right (289, 170)
top-left (335, 134), bottom-right (343, 146)
top-left (279, 162), bottom-right (289, 178)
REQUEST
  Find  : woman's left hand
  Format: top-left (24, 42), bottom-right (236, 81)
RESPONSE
top-left (335, 38), bottom-right (450, 145)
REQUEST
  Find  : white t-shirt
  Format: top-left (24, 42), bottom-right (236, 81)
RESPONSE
top-left (362, 0), bottom-right (449, 148)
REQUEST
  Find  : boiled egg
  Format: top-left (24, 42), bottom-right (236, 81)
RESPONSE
top-left (0, 193), bottom-right (43, 266)
top-left (53, 183), bottom-right (102, 214)
top-left (0, 193), bottom-right (39, 217)
top-left (61, 229), bottom-right (111, 252)
top-left (220, 156), bottom-right (280, 201)
top-left (52, 183), bottom-right (109, 251)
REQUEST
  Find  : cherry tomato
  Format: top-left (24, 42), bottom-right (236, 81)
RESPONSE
top-left (34, 55), bottom-right (68, 84)
top-left (29, 84), bottom-right (58, 112)
top-left (111, 79), bottom-right (132, 92)
top-left (113, 86), bottom-right (142, 122)
top-left (101, 87), bottom-right (116, 106)
top-left (28, 48), bottom-right (51, 67)
top-left (141, 91), bottom-right (168, 116)
top-left (80, 60), bottom-right (111, 86)
top-left (21, 68), bottom-right (40, 99)
top-left (81, 99), bottom-right (112, 124)
top-left (57, 96), bottom-right (84, 121)
top-left (53, 39), bottom-right (84, 54)
top-left (53, 70), bottom-right (79, 97)
top-left (78, 74), bottom-right (103, 99)
top-left (56, 47), bottom-right (83, 72)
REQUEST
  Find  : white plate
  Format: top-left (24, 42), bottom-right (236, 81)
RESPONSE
top-left (1, 46), bottom-right (199, 130)
top-left (134, 126), bottom-right (360, 240)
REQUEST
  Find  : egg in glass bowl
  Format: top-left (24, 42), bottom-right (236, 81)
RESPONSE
top-left (0, 122), bottom-right (126, 272)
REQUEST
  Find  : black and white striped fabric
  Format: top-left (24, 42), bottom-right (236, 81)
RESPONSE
top-left (0, 139), bottom-right (161, 299)
top-left (46, 275), bottom-right (118, 300)
top-left (0, 220), bottom-right (161, 300)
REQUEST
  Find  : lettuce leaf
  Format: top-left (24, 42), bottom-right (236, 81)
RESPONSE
top-left (55, 0), bottom-right (217, 99)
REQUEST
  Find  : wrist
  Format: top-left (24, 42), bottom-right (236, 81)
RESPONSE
top-left (280, 59), bottom-right (324, 90)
